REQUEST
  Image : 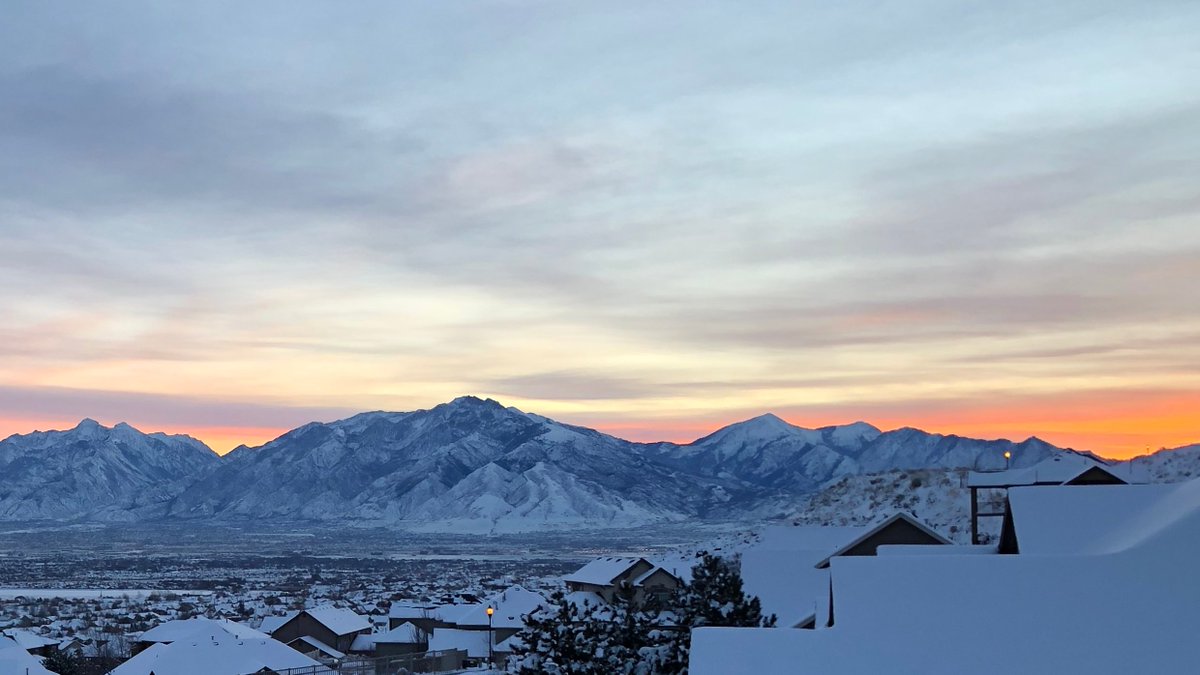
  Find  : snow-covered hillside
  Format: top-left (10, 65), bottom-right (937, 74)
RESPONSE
top-left (788, 469), bottom-right (976, 543)
top-left (0, 419), bottom-right (219, 521)
top-left (1121, 443), bottom-right (1200, 483)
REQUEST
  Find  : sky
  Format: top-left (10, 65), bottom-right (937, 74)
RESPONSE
top-left (1, 1), bottom-right (1197, 459)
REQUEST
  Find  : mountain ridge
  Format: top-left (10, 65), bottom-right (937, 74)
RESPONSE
top-left (1, 396), bottom-right (1195, 531)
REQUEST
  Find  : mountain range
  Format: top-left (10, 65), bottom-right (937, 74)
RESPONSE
top-left (0, 396), bottom-right (1194, 531)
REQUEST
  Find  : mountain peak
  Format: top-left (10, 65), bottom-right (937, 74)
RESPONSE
top-left (448, 395), bottom-right (502, 408)
top-left (737, 412), bottom-right (794, 432)
top-left (73, 418), bottom-right (106, 437)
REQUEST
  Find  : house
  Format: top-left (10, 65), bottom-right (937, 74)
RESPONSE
top-left (563, 557), bottom-right (685, 602)
top-left (257, 612), bottom-right (296, 635)
top-left (286, 635), bottom-right (346, 662)
top-left (0, 628), bottom-right (60, 657)
top-left (387, 601), bottom-right (444, 632)
top-left (812, 512), bottom-right (951, 568)
top-left (631, 566), bottom-right (683, 602)
top-left (0, 637), bottom-right (56, 675)
top-left (449, 585), bottom-right (545, 643)
top-left (740, 516), bottom-right (950, 629)
top-left (967, 453), bottom-right (1135, 543)
top-left (271, 605), bottom-right (371, 655)
top-left (427, 628), bottom-right (489, 668)
top-left (348, 631), bottom-right (376, 655)
top-left (564, 557), bottom-right (655, 601)
top-left (57, 637), bottom-right (86, 655)
top-left (372, 621), bottom-right (427, 658)
top-left (108, 637), bottom-right (333, 675)
top-left (690, 477), bottom-right (1200, 674)
top-left (132, 617), bottom-right (267, 655)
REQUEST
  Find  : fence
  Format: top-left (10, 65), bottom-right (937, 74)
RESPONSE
top-left (275, 649), bottom-right (469, 675)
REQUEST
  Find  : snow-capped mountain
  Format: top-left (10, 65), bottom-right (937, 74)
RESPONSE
top-left (6, 396), bottom-right (1191, 531)
top-left (0, 419), bottom-right (220, 521)
top-left (165, 397), bottom-right (753, 531)
top-left (165, 397), bottom-right (1061, 531)
top-left (641, 414), bottom-right (1056, 494)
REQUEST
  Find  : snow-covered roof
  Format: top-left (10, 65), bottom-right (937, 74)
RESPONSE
top-left (0, 642), bottom-right (55, 675)
top-left (741, 547), bottom-right (827, 628)
top-left (692, 476), bottom-right (1200, 674)
top-left (495, 632), bottom-right (526, 653)
top-left (138, 618), bottom-right (267, 644)
top-left (289, 635), bottom-right (346, 660)
top-left (437, 603), bottom-right (486, 625)
top-left (563, 557), bottom-right (650, 585)
top-left (349, 633), bottom-right (375, 652)
top-left (110, 638), bottom-right (332, 675)
top-left (813, 512), bottom-right (951, 568)
top-left (739, 524), bottom-right (876, 628)
top-left (967, 453), bottom-right (1131, 487)
top-left (257, 612), bottom-right (296, 635)
top-left (632, 565), bottom-right (681, 586)
top-left (428, 627), bottom-right (492, 659)
top-left (1007, 482), bottom-right (1183, 555)
top-left (387, 601), bottom-right (437, 620)
top-left (373, 621), bottom-right (425, 644)
top-left (301, 606), bottom-right (371, 636)
top-left (1, 628), bottom-right (58, 650)
top-left (562, 590), bottom-right (605, 613)
top-left (452, 586), bottom-right (545, 629)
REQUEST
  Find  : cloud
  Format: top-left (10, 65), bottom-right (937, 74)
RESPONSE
top-left (0, 0), bottom-right (1197, 456)
top-left (488, 370), bottom-right (667, 401)
top-left (0, 385), bottom-right (358, 431)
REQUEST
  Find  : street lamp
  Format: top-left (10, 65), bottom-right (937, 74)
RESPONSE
top-left (486, 606), bottom-right (495, 665)
top-left (1004, 450), bottom-right (1012, 470)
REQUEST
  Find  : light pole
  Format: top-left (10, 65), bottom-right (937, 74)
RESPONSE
top-left (486, 606), bottom-right (495, 666)
top-left (1004, 450), bottom-right (1012, 470)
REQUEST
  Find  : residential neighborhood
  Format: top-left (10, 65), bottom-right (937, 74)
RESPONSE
top-left (2, 450), bottom-right (1198, 674)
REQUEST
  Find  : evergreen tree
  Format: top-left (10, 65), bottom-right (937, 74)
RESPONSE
top-left (43, 649), bottom-right (84, 675)
top-left (509, 590), bottom-right (605, 674)
top-left (509, 552), bottom-right (772, 674)
top-left (656, 551), bottom-right (776, 673)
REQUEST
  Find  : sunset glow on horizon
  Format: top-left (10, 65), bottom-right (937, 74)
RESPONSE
top-left (1, 1), bottom-right (1197, 462)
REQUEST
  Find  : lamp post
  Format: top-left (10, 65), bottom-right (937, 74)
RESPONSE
top-left (486, 606), bottom-right (495, 666)
top-left (1004, 450), bottom-right (1012, 470)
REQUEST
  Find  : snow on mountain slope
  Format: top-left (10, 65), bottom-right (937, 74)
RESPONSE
top-left (4, 396), bottom-right (1174, 532)
top-left (784, 444), bottom-right (1200, 546)
top-left (643, 416), bottom-right (1056, 494)
top-left (1121, 443), bottom-right (1200, 483)
top-left (163, 398), bottom-right (1071, 531)
top-left (165, 396), bottom-right (755, 530)
top-left (788, 469), bottom-right (976, 543)
top-left (0, 419), bottom-right (220, 521)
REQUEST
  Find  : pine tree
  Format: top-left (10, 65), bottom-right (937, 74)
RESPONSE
top-left (43, 649), bottom-right (84, 675)
top-left (509, 553), bottom-right (772, 674)
top-left (509, 590), bottom-right (606, 674)
top-left (656, 551), bottom-right (776, 673)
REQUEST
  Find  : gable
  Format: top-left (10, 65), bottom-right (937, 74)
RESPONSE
top-left (839, 518), bottom-right (944, 557)
top-left (1065, 465), bottom-right (1128, 486)
top-left (617, 559), bottom-right (656, 584)
top-left (635, 568), bottom-right (679, 588)
top-left (816, 513), bottom-right (950, 568)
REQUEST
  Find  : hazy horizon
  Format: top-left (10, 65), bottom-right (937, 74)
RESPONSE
top-left (1, 395), bottom-right (1192, 461)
